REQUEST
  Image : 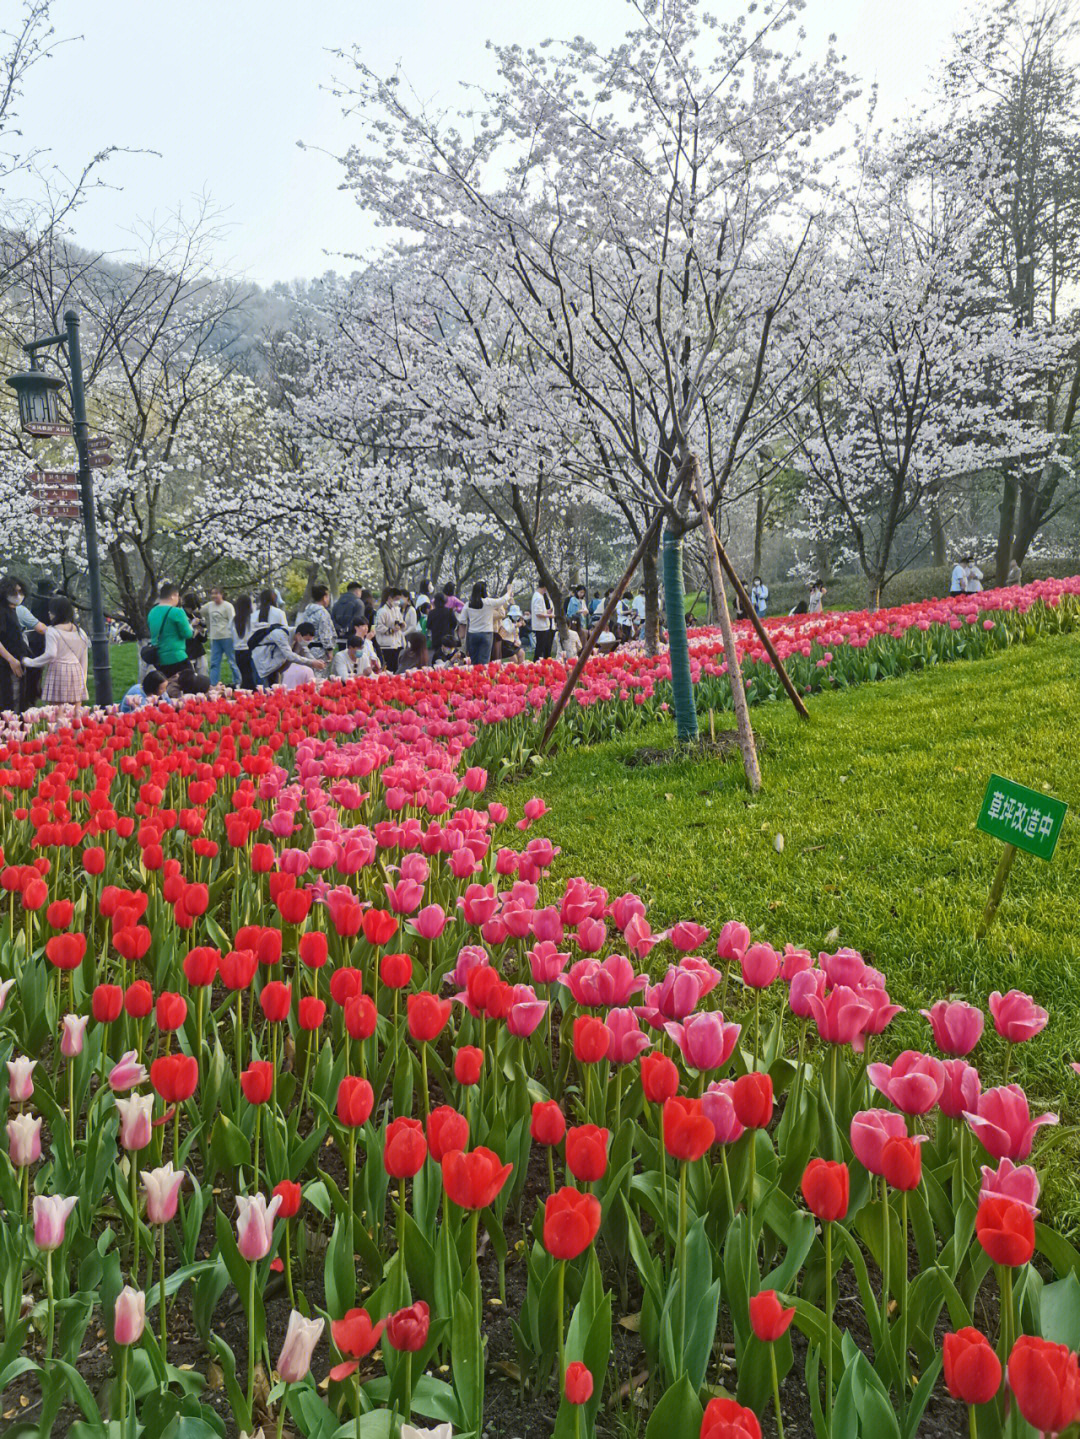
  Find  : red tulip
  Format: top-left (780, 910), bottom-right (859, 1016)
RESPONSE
top-left (1007, 1335), bottom-right (1080, 1434)
top-left (530, 1099), bottom-right (566, 1147)
top-left (732, 1072), bottom-right (773, 1130)
top-left (298, 931), bottom-right (328, 970)
top-left (384, 1117), bottom-right (427, 1177)
top-left (150, 1053), bottom-right (198, 1104)
top-left (124, 980), bottom-right (153, 1019)
top-left (45, 933), bottom-right (86, 971)
top-left (566, 1125), bottom-right (610, 1182)
top-left (344, 994), bottom-right (377, 1041)
top-left (565, 1361), bottom-right (594, 1404)
top-left (749, 1290), bottom-right (795, 1342)
top-left (380, 952), bottom-right (413, 990)
top-left (155, 992), bottom-right (187, 1033)
top-left (427, 1106), bottom-right (469, 1163)
top-left (92, 984), bottom-right (123, 1024)
top-left (407, 991), bottom-right (452, 1044)
top-left (942, 1328), bottom-right (1001, 1405)
top-left (662, 1095), bottom-right (715, 1162)
top-left (276, 888), bottom-right (312, 925)
top-left (362, 908), bottom-right (398, 946)
top-left (259, 980), bottom-right (292, 1023)
top-left (641, 1051), bottom-right (679, 1105)
top-left (441, 1146), bottom-right (513, 1209)
top-left (329, 968), bottom-right (363, 1006)
top-left (82, 846), bottom-right (106, 875)
top-left (240, 1060), bottom-right (274, 1105)
top-left (700, 1397), bottom-right (762, 1439)
top-left (881, 1135), bottom-right (924, 1192)
top-left (454, 1046), bottom-right (484, 1086)
top-left (329, 1307), bottom-right (385, 1379)
top-left (46, 899), bottom-right (73, 929)
top-left (336, 1075), bottom-right (374, 1128)
top-left (801, 1159), bottom-right (850, 1223)
top-left (272, 1180), bottom-right (302, 1219)
top-left (298, 996), bottom-right (325, 1031)
top-left (543, 1186), bottom-right (601, 1260)
top-left (182, 946), bottom-right (219, 988)
top-left (572, 1015), bottom-right (610, 1064)
top-left (219, 949), bottom-right (258, 991)
top-left (975, 1195), bottom-right (1035, 1266)
top-left (385, 1300), bottom-right (429, 1352)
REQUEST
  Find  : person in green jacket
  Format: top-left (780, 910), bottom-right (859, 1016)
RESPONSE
top-left (146, 581), bottom-right (207, 693)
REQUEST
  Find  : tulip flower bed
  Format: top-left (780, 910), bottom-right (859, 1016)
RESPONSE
top-left (0, 586), bottom-right (1079, 1438)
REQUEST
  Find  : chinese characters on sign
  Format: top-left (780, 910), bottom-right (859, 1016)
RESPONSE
top-left (976, 774), bottom-right (1068, 862)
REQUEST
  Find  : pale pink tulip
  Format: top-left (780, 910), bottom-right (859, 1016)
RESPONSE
top-left (236, 1192), bottom-right (281, 1261)
top-left (0, 978), bottom-right (15, 1013)
top-left (505, 986), bottom-right (548, 1039)
top-left (988, 990), bottom-right (1048, 1044)
top-left (276, 1309), bottom-right (324, 1382)
top-left (60, 1014), bottom-right (89, 1058)
top-left (142, 1163), bottom-right (185, 1224)
top-left (33, 1194), bottom-right (77, 1250)
top-left (867, 1051), bottom-right (945, 1116)
top-left (920, 1001), bottom-right (984, 1057)
top-left (850, 1109), bottom-right (908, 1176)
top-left (665, 1011), bottom-right (740, 1072)
top-left (7, 1113), bottom-right (41, 1167)
top-left (116, 1094), bottom-right (154, 1152)
top-left (7, 1057), bottom-right (36, 1103)
top-left (702, 1080), bottom-right (745, 1145)
top-left (979, 1158), bottom-right (1041, 1215)
top-left (114, 1286), bottom-right (146, 1345)
top-left (964, 1084), bottom-right (1058, 1161)
top-left (109, 1051), bottom-right (148, 1093)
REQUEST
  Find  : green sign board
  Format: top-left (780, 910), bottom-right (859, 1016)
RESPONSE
top-left (976, 774), bottom-right (1068, 861)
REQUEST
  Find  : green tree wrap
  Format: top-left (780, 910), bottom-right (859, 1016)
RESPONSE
top-left (663, 524), bottom-right (699, 742)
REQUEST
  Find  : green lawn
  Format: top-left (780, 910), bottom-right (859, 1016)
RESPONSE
top-left (88, 643), bottom-right (139, 704)
top-left (496, 632), bottom-right (1080, 1228)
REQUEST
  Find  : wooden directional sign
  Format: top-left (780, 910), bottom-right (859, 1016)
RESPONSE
top-left (87, 435), bottom-right (113, 468)
top-left (30, 470), bottom-right (82, 521)
top-left (24, 421), bottom-right (71, 438)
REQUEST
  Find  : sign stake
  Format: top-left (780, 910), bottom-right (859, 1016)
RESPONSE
top-left (978, 843), bottom-right (1017, 939)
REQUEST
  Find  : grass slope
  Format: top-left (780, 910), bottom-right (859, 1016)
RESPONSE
top-left (497, 632), bottom-right (1080, 1227)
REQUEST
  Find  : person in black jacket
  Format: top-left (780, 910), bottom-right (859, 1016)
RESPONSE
top-left (427, 592), bottom-right (458, 653)
top-left (331, 582), bottom-right (365, 639)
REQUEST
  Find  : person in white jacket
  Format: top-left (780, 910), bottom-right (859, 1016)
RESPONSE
top-left (463, 582), bottom-right (513, 665)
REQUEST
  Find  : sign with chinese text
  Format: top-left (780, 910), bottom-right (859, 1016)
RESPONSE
top-left (977, 774), bottom-right (1067, 861)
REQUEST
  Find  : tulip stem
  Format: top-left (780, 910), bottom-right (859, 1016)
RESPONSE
top-left (967, 1403), bottom-right (977, 1439)
top-left (159, 1221), bottom-right (167, 1351)
top-left (236, 991), bottom-right (244, 1092)
top-left (754, 991), bottom-right (761, 1070)
top-left (678, 1160), bottom-right (688, 1353)
top-left (300, 1033), bottom-right (313, 1117)
top-left (900, 1191), bottom-right (909, 1411)
top-left (824, 1220), bottom-right (834, 1431)
top-left (67, 1058), bottom-right (75, 1148)
top-left (830, 1044), bottom-right (839, 1123)
top-left (421, 1043), bottom-right (430, 1121)
top-left (881, 1178), bottom-right (891, 1333)
top-left (584, 1065), bottom-right (591, 1126)
top-left (246, 1260), bottom-right (256, 1421)
top-left (173, 1106), bottom-right (180, 1170)
top-left (118, 1344), bottom-right (128, 1427)
top-left (253, 1107), bottom-right (262, 1192)
top-left (44, 1249), bottom-right (54, 1361)
top-left (284, 1221), bottom-right (295, 1309)
top-left (769, 1340), bottom-right (785, 1439)
top-left (556, 1259), bottom-right (566, 1388)
top-left (547, 1147), bottom-right (556, 1196)
top-left (469, 1208), bottom-right (481, 1315)
top-left (131, 1153), bottom-right (140, 1285)
top-left (347, 1131), bottom-right (357, 1258)
top-left (276, 1381), bottom-right (288, 1439)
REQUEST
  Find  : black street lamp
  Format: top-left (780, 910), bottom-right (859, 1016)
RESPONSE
top-left (6, 310), bottom-right (113, 705)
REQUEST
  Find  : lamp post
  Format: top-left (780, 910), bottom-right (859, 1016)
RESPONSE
top-left (6, 310), bottom-right (113, 705)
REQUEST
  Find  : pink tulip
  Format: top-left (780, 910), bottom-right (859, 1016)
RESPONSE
top-left (702, 1080), bottom-right (745, 1145)
top-left (867, 1051), bottom-right (945, 1115)
top-left (604, 1008), bottom-right (652, 1065)
top-left (459, 884), bottom-right (498, 926)
top-left (236, 1192), bottom-right (282, 1261)
top-left (665, 1011), bottom-right (740, 1072)
top-left (963, 1084), bottom-right (1058, 1161)
top-left (716, 920), bottom-right (751, 961)
top-left (979, 1158), bottom-right (1041, 1216)
top-left (532, 907), bottom-right (565, 944)
top-left (412, 904), bottom-right (447, 940)
top-left (938, 1059), bottom-right (981, 1119)
top-left (639, 966), bottom-right (705, 1027)
top-left (527, 941), bottom-right (570, 985)
top-left (505, 986), bottom-right (548, 1039)
top-left (277, 1309), bottom-right (324, 1382)
top-left (560, 954), bottom-right (645, 1007)
top-left (7, 1057), bottom-right (36, 1103)
top-left (920, 1000), bottom-right (984, 1057)
top-left (669, 921), bottom-right (709, 953)
top-left (116, 1094), bottom-right (154, 1152)
top-left (399, 853), bottom-right (430, 884)
top-left (7, 1113), bottom-right (41, 1167)
top-left (142, 1163), bottom-right (185, 1224)
top-left (741, 943), bottom-right (780, 989)
top-left (61, 1014), bottom-right (89, 1058)
top-left (820, 947), bottom-right (867, 989)
top-left (384, 878), bottom-right (423, 915)
top-left (850, 1109), bottom-right (908, 1175)
top-left (109, 1051), bottom-right (148, 1094)
top-left (608, 893), bottom-right (646, 932)
top-left (623, 912), bottom-right (656, 959)
top-left (114, 1286), bottom-right (146, 1345)
top-left (988, 990), bottom-right (1048, 1044)
top-left (33, 1194), bottom-right (77, 1250)
top-left (575, 917), bottom-right (607, 954)
top-left (805, 985), bottom-right (873, 1046)
top-left (678, 956), bottom-right (721, 998)
top-left (0, 978), bottom-right (14, 1013)
top-left (788, 967), bottom-right (826, 1019)
top-left (780, 945), bottom-right (813, 982)
top-left (447, 945), bottom-right (488, 991)
top-left (856, 986), bottom-right (904, 1042)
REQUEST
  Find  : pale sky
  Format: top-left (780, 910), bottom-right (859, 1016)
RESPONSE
top-left (13, 0), bottom-right (972, 288)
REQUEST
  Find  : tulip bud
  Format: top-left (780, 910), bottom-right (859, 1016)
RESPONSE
top-left (114, 1286), bottom-right (146, 1346)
